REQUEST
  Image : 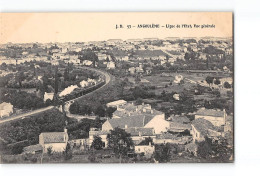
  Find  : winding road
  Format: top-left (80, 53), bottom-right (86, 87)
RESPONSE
top-left (0, 66), bottom-right (111, 124)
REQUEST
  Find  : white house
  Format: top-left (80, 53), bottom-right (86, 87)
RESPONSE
top-left (106, 100), bottom-right (127, 108)
top-left (39, 129), bottom-right (69, 153)
top-left (195, 108), bottom-right (227, 127)
top-left (191, 118), bottom-right (222, 142)
top-left (59, 85), bottom-right (78, 97)
top-left (174, 75), bottom-right (184, 84)
top-left (134, 142), bottom-right (155, 158)
top-left (0, 102), bottom-right (13, 118)
top-left (44, 92), bottom-right (54, 102)
top-left (88, 128), bottom-right (109, 148)
top-left (107, 61), bottom-right (115, 69)
top-left (82, 60), bottom-right (93, 66)
top-left (102, 102), bottom-right (169, 134)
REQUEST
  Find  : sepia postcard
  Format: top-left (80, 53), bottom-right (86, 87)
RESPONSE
top-left (0, 12), bottom-right (233, 163)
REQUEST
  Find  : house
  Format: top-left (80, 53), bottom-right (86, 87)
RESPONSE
top-left (154, 132), bottom-right (192, 145)
top-left (195, 108), bottom-right (227, 127)
top-left (125, 127), bottom-right (156, 144)
top-left (107, 61), bottom-right (116, 69)
top-left (44, 92), bottom-right (54, 102)
top-left (82, 60), bottom-right (92, 66)
top-left (0, 102), bottom-right (13, 118)
top-left (185, 142), bottom-right (198, 156)
top-left (191, 118), bottom-right (222, 142)
top-left (59, 85), bottom-right (78, 97)
top-left (23, 144), bottom-right (43, 154)
top-left (88, 128), bottom-right (109, 148)
top-left (102, 103), bottom-right (169, 134)
top-left (168, 115), bottom-right (191, 133)
top-left (39, 129), bottom-right (69, 153)
top-left (134, 142), bottom-right (155, 158)
top-left (106, 100), bottom-right (127, 108)
top-left (173, 75), bottom-right (184, 84)
top-left (173, 93), bottom-right (180, 101)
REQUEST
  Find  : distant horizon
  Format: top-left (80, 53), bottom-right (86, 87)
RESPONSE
top-left (0, 36), bottom-right (233, 45)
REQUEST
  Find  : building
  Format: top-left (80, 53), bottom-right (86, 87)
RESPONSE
top-left (134, 142), bottom-right (155, 158)
top-left (195, 108), bottom-right (227, 127)
top-left (125, 127), bottom-right (156, 144)
top-left (88, 128), bottom-right (109, 148)
top-left (154, 132), bottom-right (192, 145)
top-left (107, 61), bottom-right (116, 69)
top-left (191, 118), bottom-right (222, 142)
top-left (39, 129), bottom-right (69, 153)
top-left (44, 92), bottom-right (54, 102)
top-left (0, 102), bottom-right (13, 118)
top-left (23, 144), bottom-right (43, 154)
top-left (168, 115), bottom-right (191, 133)
top-left (102, 102), bottom-right (169, 134)
top-left (173, 75), bottom-right (184, 84)
top-left (106, 100), bottom-right (127, 108)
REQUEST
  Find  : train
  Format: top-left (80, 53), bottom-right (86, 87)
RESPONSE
top-left (59, 79), bottom-right (106, 103)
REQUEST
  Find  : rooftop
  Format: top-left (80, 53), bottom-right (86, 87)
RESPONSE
top-left (192, 118), bottom-right (217, 136)
top-left (196, 108), bottom-right (225, 117)
top-left (125, 127), bottom-right (155, 136)
top-left (23, 144), bottom-right (43, 153)
top-left (106, 100), bottom-right (126, 107)
top-left (40, 132), bottom-right (68, 143)
top-left (107, 114), bottom-right (155, 129)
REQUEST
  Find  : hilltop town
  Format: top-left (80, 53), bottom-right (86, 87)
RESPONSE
top-left (0, 37), bottom-right (233, 163)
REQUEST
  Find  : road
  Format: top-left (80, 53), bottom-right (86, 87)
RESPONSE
top-left (0, 106), bottom-right (54, 124)
top-left (0, 66), bottom-right (111, 124)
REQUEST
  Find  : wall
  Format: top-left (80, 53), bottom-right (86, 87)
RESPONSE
top-left (145, 114), bottom-right (169, 134)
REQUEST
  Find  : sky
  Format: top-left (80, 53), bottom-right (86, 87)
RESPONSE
top-left (0, 12), bottom-right (233, 44)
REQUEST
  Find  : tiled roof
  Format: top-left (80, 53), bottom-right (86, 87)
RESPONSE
top-left (0, 102), bottom-right (12, 110)
top-left (192, 118), bottom-right (217, 136)
top-left (156, 132), bottom-right (178, 140)
top-left (170, 115), bottom-right (190, 123)
top-left (107, 100), bottom-right (126, 106)
top-left (108, 114), bottom-right (154, 129)
top-left (196, 108), bottom-right (225, 117)
top-left (23, 144), bottom-right (43, 153)
top-left (89, 130), bottom-right (109, 136)
top-left (125, 127), bottom-right (155, 136)
top-left (169, 122), bottom-right (191, 131)
top-left (40, 132), bottom-right (67, 143)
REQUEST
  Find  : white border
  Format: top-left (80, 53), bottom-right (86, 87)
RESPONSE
top-left (1, 0), bottom-right (260, 176)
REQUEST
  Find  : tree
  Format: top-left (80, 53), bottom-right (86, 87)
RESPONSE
top-left (107, 128), bottom-right (134, 157)
top-left (95, 105), bottom-right (106, 117)
top-left (106, 107), bottom-right (116, 118)
top-left (197, 137), bottom-right (212, 159)
top-left (154, 143), bottom-right (171, 163)
top-left (224, 82), bottom-right (231, 89)
top-left (63, 143), bottom-right (73, 160)
top-left (91, 135), bottom-right (103, 150)
top-left (69, 102), bottom-right (79, 114)
top-left (206, 76), bottom-right (214, 86)
top-left (135, 98), bottom-right (143, 105)
top-left (47, 146), bottom-right (53, 156)
top-left (214, 78), bottom-right (221, 85)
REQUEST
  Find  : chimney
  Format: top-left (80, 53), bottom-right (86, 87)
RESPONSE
top-left (139, 132), bottom-right (142, 137)
top-left (64, 128), bottom-right (67, 133)
top-left (125, 124), bottom-right (128, 129)
top-left (149, 142), bottom-right (152, 147)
